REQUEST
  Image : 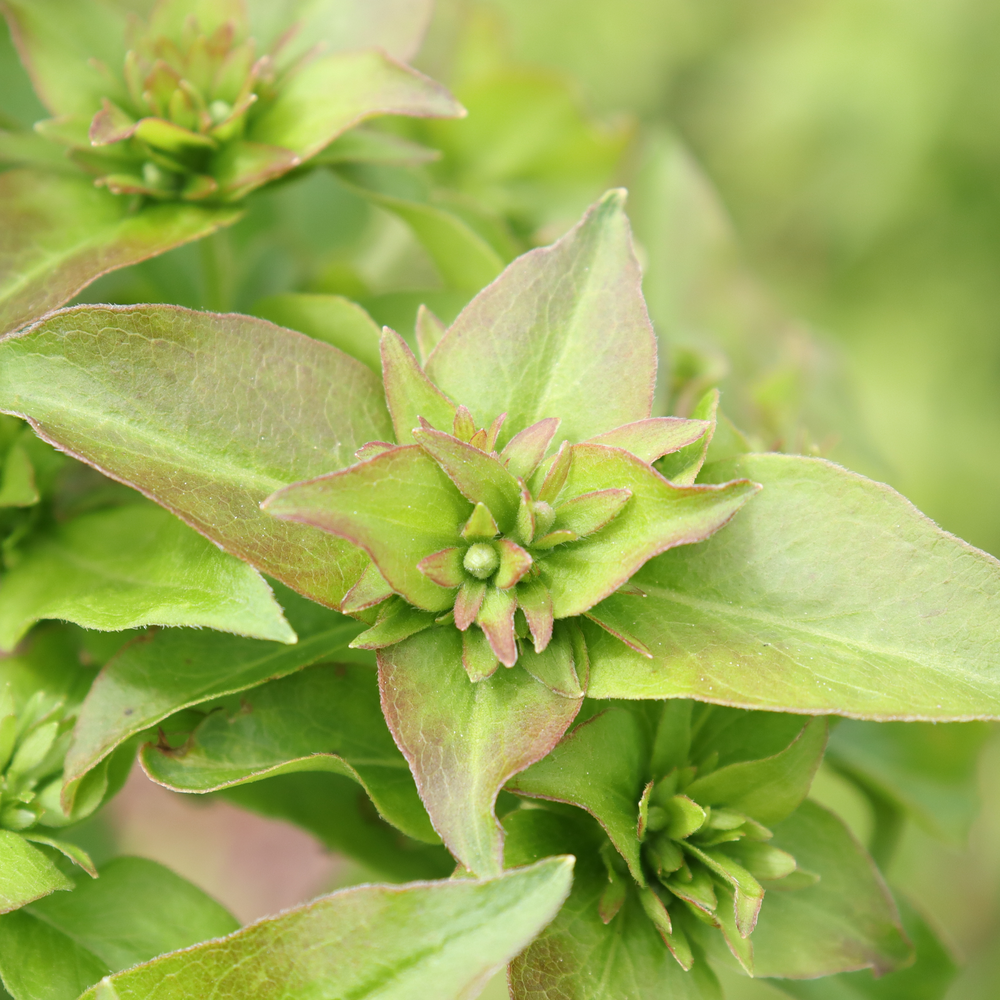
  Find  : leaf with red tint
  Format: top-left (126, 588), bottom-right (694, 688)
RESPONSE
top-left (0, 304), bottom-right (390, 609)
top-left (542, 445), bottom-right (759, 618)
top-left (379, 628), bottom-right (581, 875)
top-left (477, 587), bottom-right (518, 666)
top-left (265, 446), bottom-right (470, 612)
top-left (517, 579), bottom-right (554, 653)
top-left (494, 539), bottom-right (532, 590)
top-left (381, 327), bottom-right (456, 444)
top-left (588, 417), bottom-right (710, 464)
top-left (426, 190), bottom-right (656, 447)
top-left (0, 171), bottom-right (241, 336)
top-left (501, 418), bottom-right (560, 479)
top-left (413, 427), bottom-right (522, 533)
top-left (554, 488), bottom-right (632, 538)
top-left (417, 547), bottom-right (465, 588)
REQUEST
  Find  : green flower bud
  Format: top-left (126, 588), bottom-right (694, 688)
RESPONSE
top-left (463, 542), bottom-right (500, 580)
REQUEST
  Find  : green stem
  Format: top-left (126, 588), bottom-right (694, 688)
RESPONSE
top-left (199, 230), bottom-right (234, 313)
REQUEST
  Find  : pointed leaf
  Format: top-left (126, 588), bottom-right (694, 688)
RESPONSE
top-left (0, 503), bottom-right (294, 652)
top-left (477, 586), bottom-right (518, 667)
top-left (379, 628), bottom-right (580, 875)
top-left (426, 190), bottom-right (657, 446)
top-left (415, 303), bottom-right (446, 363)
top-left (340, 561), bottom-right (394, 614)
top-left (505, 809), bottom-right (720, 1000)
top-left (495, 539), bottom-right (533, 590)
top-left (78, 857), bottom-right (572, 1000)
top-left (510, 707), bottom-right (648, 883)
top-left (686, 717), bottom-right (828, 825)
top-left (2, 0), bottom-right (129, 116)
top-left (254, 293), bottom-right (382, 373)
top-left (588, 417), bottom-right (710, 464)
top-left (554, 487), bottom-right (632, 538)
top-left (518, 621), bottom-right (585, 697)
top-left (417, 547), bottom-right (465, 588)
top-left (542, 444), bottom-right (759, 617)
top-left (517, 579), bottom-right (554, 653)
top-left (63, 586), bottom-right (366, 799)
top-left (141, 664), bottom-right (437, 844)
top-left (500, 420), bottom-right (559, 484)
top-left (212, 140), bottom-right (300, 201)
top-left (381, 327), bottom-right (456, 444)
top-left (250, 50), bottom-right (463, 165)
top-left (535, 440), bottom-right (573, 504)
top-left (587, 454), bottom-right (1000, 719)
top-left (414, 427), bottom-right (522, 532)
top-left (0, 831), bottom-right (71, 915)
top-left (454, 579), bottom-right (487, 631)
top-left (0, 857), bottom-right (237, 1000)
top-left (682, 843), bottom-right (763, 937)
top-left (462, 501), bottom-right (499, 542)
top-left (0, 172), bottom-right (240, 336)
top-left (19, 836), bottom-right (95, 879)
top-left (750, 801), bottom-right (912, 977)
top-left (462, 626), bottom-right (499, 682)
top-left (350, 598), bottom-right (436, 649)
top-left (0, 305), bottom-right (391, 607)
top-left (265, 446), bottom-right (468, 612)
top-left (657, 390), bottom-right (719, 485)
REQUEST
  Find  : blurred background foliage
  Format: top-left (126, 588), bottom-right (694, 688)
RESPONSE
top-left (3, 1), bottom-right (1000, 997)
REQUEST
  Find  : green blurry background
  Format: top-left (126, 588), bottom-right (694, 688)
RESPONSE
top-left (3, 1), bottom-right (999, 996)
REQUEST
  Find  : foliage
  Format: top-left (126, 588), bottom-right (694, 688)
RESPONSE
top-left (0, 2), bottom-right (997, 999)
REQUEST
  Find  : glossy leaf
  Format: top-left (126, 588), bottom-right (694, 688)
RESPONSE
top-left (746, 801), bottom-right (912, 978)
top-left (253, 293), bottom-right (382, 373)
top-left (543, 444), bottom-right (759, 618)
top-left (0, 305), bottom-right (392, 608)
top-left (79, 857), bottom-right (573, 1000)
top-left (264, 446), bottom-right (470, 612)
top-left (586, 454), bottom-right (1000, 719)
top-left (0, 172), bottom-right (240, 336)
top-left (588, 417), bottom-right (710, 464)
top-left (64, 585), bottom-right (366, 798)
top-left (379, 627), bottom-right (581, 876)
top-left (0, 502), bottom-right (294, 652)
top-left (686, 717), bottom-right (828, 825)
top-left (505, 809), bottom-right (720, 1000)
top-left (141, 664), bottom-right (438, 843)
top-left (509, 707), bottom-right (650, 883)
top-left (0, 831), bottom-right (71, 915)
top-left (426, 190), bottom-right (657, 447)
top-left (249, 50), bottom-right (463, 168)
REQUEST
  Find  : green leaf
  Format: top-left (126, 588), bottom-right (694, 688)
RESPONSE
top-left (0, 441), bottom-right (37, 506)
top-left (686, 717), bottom-right (828, 825)
top-left (505, 809), bottom-right (720, 1000)
top-left (0, 830), bottom-right (71, 915)
top-left (543, 444), bottom-right (759, 618)
top-left (0, 856), bottom-right (238, 1000)
top-left (425, 190), bottom-right (657, 447)
top-left (825, 719), bottom-right (992, 843)
top-left (249, 50), bottom-right (463, 168)
top-left (221, 772), bottom-right (454, 883)
top-left (379, 627), bottom-right (581, 876)
top-left (141, 663), bottom-right (438, 844)
top-left (351, 185), bottom-right (505, 292)
top-left (0, 502), bottom-right (294, 652)
top-left (313, 128), bottom-right (441, 167)
top-left (1, 1), bottom-right (129, 116)
top-left (773, 891), bottom-right (956, 1000)
top-left (380, 328), bottom-right (457, 445)
top-left (588, 416), bottom-right (710, 465)
top-left (63, 585), bottom-right (366, 799)
top-left (586, 454), bottom-right (1000, 719)
top-left (509, 707), bottom-right (650, 883)
top-left (745, 801), bottom-right (912, 978)
top-left (253, 293), bottom-right (382, 373)
top-left (248, 0), bottom-right (435, 66)
top-left (0, 304), bottom-right (392, 608)
top-left (78, 857), bottom-right (573, 1000)
top-left (655, 390), bottom-right (719, 485)
top-left (265, 445), bottom-right (470, 612)
top-left (0, 172), bottom-right (241, 336)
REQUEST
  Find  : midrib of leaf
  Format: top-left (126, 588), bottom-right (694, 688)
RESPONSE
top-left (636, 581), bottom-right (999, 690)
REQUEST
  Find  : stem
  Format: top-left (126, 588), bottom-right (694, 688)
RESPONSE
top-left (199, 229), bottom-right (234, 312)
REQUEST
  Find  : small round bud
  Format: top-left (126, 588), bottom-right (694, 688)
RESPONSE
top-left (532, 501), bottom-right (556, 537)
top-left (209, 99), bottom-right (233, 124)
top-left (463, 542), bottom-right (500, 580)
